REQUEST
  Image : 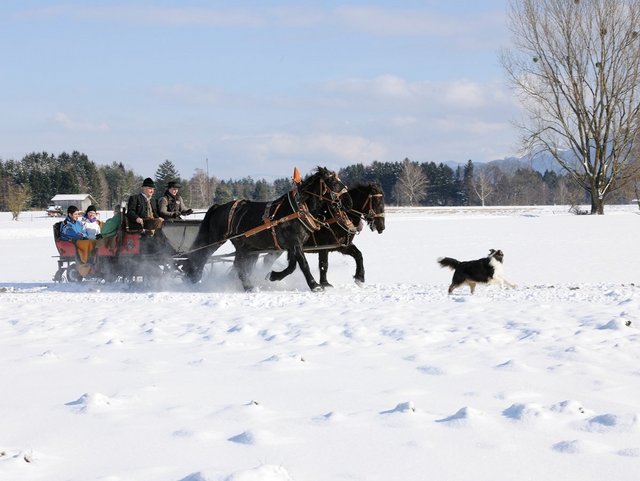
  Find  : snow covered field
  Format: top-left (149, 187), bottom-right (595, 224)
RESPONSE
top-left (1, 206), bottom-right (639, 481)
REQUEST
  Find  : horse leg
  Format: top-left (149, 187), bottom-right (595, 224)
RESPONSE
top-left (318, 250), bottom-right (332, 288)
top-left (268, 250), bottom-right (297, 281)
top-left (338, 244), bottom-right (365, 285)
top-left (262, 251), bottom-right (282, 272)
top-left (291, 245), bottom-right (323, 292)
top-left (234, 251), bottom-right (257, 291)
top-left (184, 243), bottom-right (221, 283)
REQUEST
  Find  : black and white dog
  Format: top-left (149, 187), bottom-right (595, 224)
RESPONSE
top-left (437, 249), bottom-right (515, 294)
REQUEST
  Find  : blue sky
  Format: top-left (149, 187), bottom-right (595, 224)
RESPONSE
top-left (0, 1), bottom-right (520, 181)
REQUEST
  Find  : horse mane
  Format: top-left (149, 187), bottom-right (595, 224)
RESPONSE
top-left (350, 181), bottom-right (383, 196)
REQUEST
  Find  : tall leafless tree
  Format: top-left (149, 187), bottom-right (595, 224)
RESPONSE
top-left (501, 0), bottom-right (640, 214)
top-left (472, 171), bottom-right (494, 207)
top-left (188, 168), bottom-right (218, 209)
top-left (394, 158), bottom-right (427, 206)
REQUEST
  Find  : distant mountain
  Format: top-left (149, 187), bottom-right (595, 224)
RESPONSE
top-left (445, 151), bottom-right (572, 175)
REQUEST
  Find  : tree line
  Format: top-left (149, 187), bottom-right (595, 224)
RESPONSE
top-left (4, 151), bottom-right (633, 218)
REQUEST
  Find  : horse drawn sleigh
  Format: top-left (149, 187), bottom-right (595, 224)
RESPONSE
top-left (52, 167), bottom-right (385, 290)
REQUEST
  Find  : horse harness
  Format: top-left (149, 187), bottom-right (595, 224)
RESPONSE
top-left (306, 191), bottom-right (384, 249)
top-left (223, 179), bottom-right (349, 250)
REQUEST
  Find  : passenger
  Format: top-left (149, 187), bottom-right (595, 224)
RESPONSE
top-left (157, 180), bottom-right (193, 220)
top-left (60, 205), bottom-right (94, 268)
top-left (126, 177), bottom-right (164, 232)
top-left (100, 206), bottom-right (122, 239)
top-left (82, 205), bottom-right (103, 239)
top-left (60, 205), bottom-right (89, 241)
top-left (95, 206), bottom-right (123, 250)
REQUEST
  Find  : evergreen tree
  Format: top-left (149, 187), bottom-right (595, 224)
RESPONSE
top-left (462, 160), bottom-right (474, 206)
top-left (273, 177), bottom-right (292, 197)
top-left (215, 181), bottom-right (234, 203)
top-left (253, 179), bottom-right (273, 201)
top-left (155, 160), bottom-right (181, 196)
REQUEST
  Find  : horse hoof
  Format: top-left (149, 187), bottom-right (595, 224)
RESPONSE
top-left (267, 272), bottom-right (279, 282)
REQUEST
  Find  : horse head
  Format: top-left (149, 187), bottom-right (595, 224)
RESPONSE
top-left (298, 167), bottom-right (352, 216)
top-left (350, 183), bottom-right (385, 233)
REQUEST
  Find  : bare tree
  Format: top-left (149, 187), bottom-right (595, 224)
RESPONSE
top-left (7, 183), bottom-right (31, 221)
top-left (188, 168), bottom-right (218, 209)
top-left (501, 0), bottom-right (640, 214)
top-left (394, 158), bottom-right (427, 206)
top-left (472, 171), bottom-right (494, 207)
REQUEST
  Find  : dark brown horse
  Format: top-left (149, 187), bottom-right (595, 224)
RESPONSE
top-left (184, 167), bottom-right (352, 291)
top-left (265, 182), bottom-right (385, 286)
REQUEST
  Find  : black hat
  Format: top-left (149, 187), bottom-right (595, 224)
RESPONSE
top-left (142, 177), bottom-right (155, 188)
top-left (167, 181), bottom-right (181, 189)
top-left (67, 205), bottom-right (79, 215)
top-left (85, 204), bottom-right (97, 214)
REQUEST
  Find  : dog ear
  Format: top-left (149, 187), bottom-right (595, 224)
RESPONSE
top-left (489, 249), bottom-right (496, 255)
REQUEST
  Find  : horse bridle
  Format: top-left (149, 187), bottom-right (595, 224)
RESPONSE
top-left (350, 193), bottom-right (385, 228)
top-left (302, 174), bottom-right (349, 207)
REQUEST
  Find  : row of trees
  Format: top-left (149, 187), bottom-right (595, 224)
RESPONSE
top-left (6, 2), bottom-right (640, 215)
top-left (2, 151), bottom-right (618, 217)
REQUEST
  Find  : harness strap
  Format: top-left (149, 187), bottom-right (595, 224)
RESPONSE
top-left (226, 200), bottom-right (243, 238)
top-left (241, 211), bottom-right (303, 238)
top-left (270, 227), bottom-right (281, 250)
top-left (262, 201), bottom-right (273, 222)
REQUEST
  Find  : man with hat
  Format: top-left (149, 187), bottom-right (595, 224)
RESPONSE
top-left (126, 177), bottom-right (164, 232)
top-left (157, 180), bottom-right (193, 220)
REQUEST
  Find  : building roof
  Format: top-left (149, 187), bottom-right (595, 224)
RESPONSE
top-left (51, 194), bottom-right (94, 201)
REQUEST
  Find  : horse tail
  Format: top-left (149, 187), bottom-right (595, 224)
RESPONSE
top-left (191, 204), bottom-right (220, 246)
top-left (437, 257), bottom-right (460, 270)
top-left (184, 204), bottom-right (224, 283)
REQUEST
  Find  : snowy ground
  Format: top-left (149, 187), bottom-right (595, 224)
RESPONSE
top-left (1, 206), bottom-right (639, 481)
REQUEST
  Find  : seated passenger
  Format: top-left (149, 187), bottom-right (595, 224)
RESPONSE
top-left (158, 180), bottom-right (193, 220)
top-left (82, 205), bottom-right (103, 239)
top-left (100, 206), bottom-right (122, 238)
top-left (60, 205), bottom-right (94, 268)
top-left (126, 177), bottom-right (164, 232)
top-left (60, 205), bottom-right (89, 241)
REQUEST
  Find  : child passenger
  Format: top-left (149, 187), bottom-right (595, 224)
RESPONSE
top-left (82, 205), bottom-right (103, 239)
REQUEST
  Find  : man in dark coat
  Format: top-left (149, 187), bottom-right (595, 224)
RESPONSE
top-left (126, 177), bottom-right (164, 232)
top-left (157, 180), bottom-right (193, 220)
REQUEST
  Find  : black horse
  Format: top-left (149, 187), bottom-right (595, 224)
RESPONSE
top-left (266, 182), bottom-right (385, 287)
top-left (184, 167), bottom-right (352, 291)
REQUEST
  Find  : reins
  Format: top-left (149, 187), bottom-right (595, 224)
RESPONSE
top-left (183, 172), bottom-right (348, 255)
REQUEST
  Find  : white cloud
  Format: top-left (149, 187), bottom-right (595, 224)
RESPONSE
top-left (434, 117), bottom-right (510, 135)
top-left (322, 75), bottom-right (511, 112)
top-left (21, 5), bottom-right (265, 27)
top-left (53, 113), bottom-right (109, 133)
top-left (19, 4), bottom-right (505, 44)
top-left (443, 80), bottom-right (487, 108)
top-left (335, 5), bottom-right (464, 37)
top-left (222, 132), bottom-right (385, 165)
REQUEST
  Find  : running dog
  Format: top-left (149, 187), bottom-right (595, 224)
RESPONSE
top-left (437, 249), bottom-right (515, 294)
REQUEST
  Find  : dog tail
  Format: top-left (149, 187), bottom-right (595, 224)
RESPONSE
top-left (437, 257), bottom-right (459, 270)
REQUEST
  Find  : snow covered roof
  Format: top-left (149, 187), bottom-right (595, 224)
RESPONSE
top-left (50, 194), bottom-right (93, 201)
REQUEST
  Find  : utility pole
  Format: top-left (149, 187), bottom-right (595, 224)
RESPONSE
top-left (206, 157), bottom-right (211, 203)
